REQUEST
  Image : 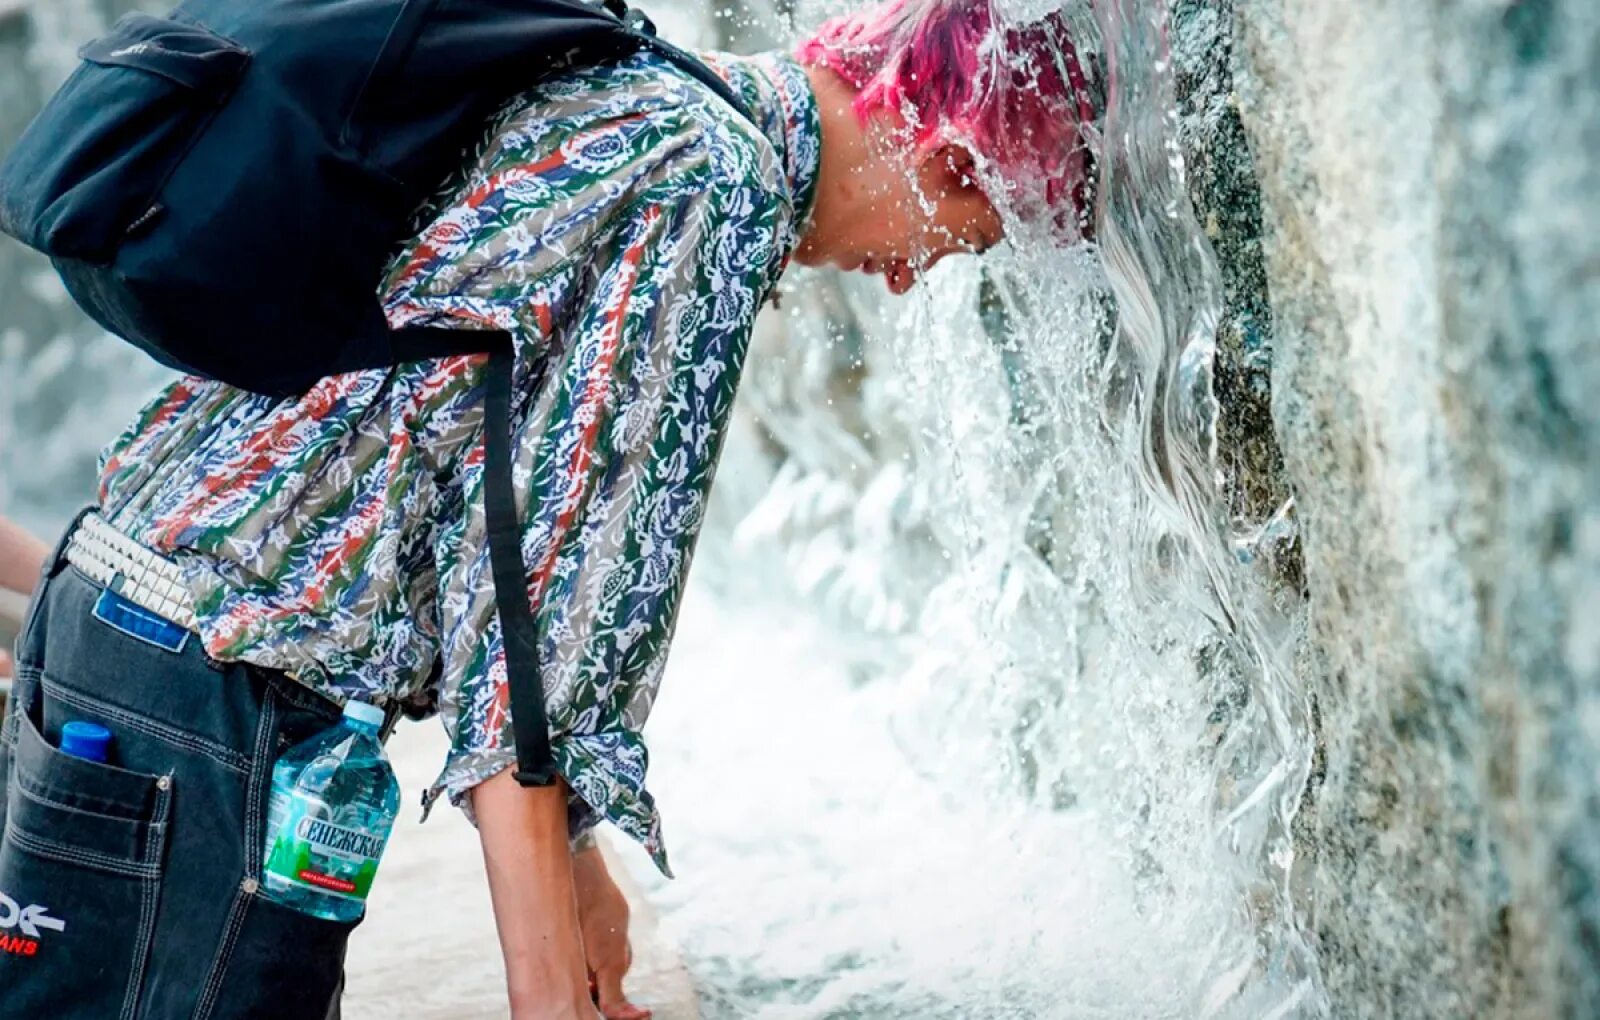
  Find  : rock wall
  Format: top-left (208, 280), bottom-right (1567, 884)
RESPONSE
top-left (1218, 0), bottom-right (1600, 1015)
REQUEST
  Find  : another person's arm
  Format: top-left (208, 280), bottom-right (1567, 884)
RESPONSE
top-left (0, 515), bottom-right (47, 595)
top-left (0, 515), bottom-right (48, 677)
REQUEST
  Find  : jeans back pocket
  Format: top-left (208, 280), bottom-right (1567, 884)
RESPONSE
top-left (0, 702), bottom-right (170, 1019)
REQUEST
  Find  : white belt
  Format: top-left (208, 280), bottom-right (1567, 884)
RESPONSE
top-left (65, 512), bottom-right (198, 632)
top-left (63, 512), bottom-right (389, 717)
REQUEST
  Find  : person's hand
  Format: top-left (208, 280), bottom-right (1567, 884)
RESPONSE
top-left (573, 842), bottom-right (652, 1020)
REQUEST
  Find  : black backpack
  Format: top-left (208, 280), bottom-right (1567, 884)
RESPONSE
top-left (0, 0), bottom-right (755, 787)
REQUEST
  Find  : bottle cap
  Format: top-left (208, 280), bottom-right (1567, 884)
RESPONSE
top-left (60, 720), bottom-right (113, 763)
top-left (342, 699), bottom-right (385, 730)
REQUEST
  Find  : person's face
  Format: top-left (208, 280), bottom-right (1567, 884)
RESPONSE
top-left (795, 143), bottom-right (1004, 295)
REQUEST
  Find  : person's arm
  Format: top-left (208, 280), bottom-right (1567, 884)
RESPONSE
top-left (380, 93), bottom-right (713, 1013)
top-left (384, 67), bottom-right (790, 1015)
top-left (0, 515), bottom-right (47, 595)
top-left (471, 771), bottom-right (598, 1020)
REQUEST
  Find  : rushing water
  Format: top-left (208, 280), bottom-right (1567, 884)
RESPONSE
top-left (5, 0), bottom-right (1597, 1017)
top-left (637, 2), bottom-right (1322, 1015)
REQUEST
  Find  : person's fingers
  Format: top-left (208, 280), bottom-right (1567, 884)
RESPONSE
top-left (0, 647), bottom-right (13, 677)
top-left (598, 997), bottom-right (652, 1020)
top-left (594, 966), bottom-right (626, 1006)
top-left (594, 961), bottom-right (651, 1020)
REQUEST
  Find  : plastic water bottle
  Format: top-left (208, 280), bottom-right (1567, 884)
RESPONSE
top-left (260, 700), bottom-right (399, 922)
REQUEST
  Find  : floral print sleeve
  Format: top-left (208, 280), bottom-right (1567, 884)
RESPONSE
top-left (378, 52), bottom-right (816, 874)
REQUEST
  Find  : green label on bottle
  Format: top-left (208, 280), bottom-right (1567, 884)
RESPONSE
top-left (264, 792), bottom-right (385, 902)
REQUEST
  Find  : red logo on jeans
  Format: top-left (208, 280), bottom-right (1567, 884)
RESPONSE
top-left (0, 889), bottom-right (64, 956)
top-left (0, 933), bottom-right (39, 956)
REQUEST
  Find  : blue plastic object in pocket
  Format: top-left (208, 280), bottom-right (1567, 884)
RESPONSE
top-left (58, 720), bottom-right (114, 763)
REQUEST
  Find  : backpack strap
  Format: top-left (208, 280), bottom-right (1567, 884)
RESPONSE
top-left (391, 325), bottom-right (556, 786)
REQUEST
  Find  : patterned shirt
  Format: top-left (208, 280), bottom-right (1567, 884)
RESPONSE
top-left (95, 49), bottom-right (821, 876)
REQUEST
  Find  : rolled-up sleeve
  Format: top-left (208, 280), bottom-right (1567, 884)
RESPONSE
top-left (380, 70), bottom-right (791, 876)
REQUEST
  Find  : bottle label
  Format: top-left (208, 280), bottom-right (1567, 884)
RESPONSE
top-left (263, 791), bottom-right (385, 902)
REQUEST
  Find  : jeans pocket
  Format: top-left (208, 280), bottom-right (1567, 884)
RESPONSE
top-left (0, 703), bottom-right (170, 1019)
top-left (201, 890), bottom-right (357, 1020)
top-left (190, 676), bottom-right (352, 1020)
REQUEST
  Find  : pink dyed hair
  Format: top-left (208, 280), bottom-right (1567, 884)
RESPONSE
top-left (796, 0), bottom-right (1098, 238)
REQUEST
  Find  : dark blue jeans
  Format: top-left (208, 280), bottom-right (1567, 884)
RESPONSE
top-left (0, 509), bottom-right (358, 1018)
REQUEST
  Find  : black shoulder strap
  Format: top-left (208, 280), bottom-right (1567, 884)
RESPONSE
top-left (392, 325), bottom-right (555, 785)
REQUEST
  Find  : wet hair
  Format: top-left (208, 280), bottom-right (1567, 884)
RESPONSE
top-left (796, 0), bottom-right (1097, 238)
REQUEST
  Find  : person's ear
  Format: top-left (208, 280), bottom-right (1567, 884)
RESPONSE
top-left (922, 143), bottom-right (982, 194)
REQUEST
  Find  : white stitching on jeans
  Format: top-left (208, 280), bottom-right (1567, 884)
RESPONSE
top-left (120, 779), bottom-right (171, 1020)
top-left (191, 886), bottom-right (250, 1020)
top-left (3, 819), bottom-right (159, 878)
top-left (244, 695), bottom-right (274, 880)
top-left (192, 695), bottom-right (276, 1020)
top-left (12, 778), bottom-right (152, 826)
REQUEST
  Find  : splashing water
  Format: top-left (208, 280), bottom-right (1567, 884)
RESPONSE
top-left (634, 1), bottom-right (1323, 1016)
